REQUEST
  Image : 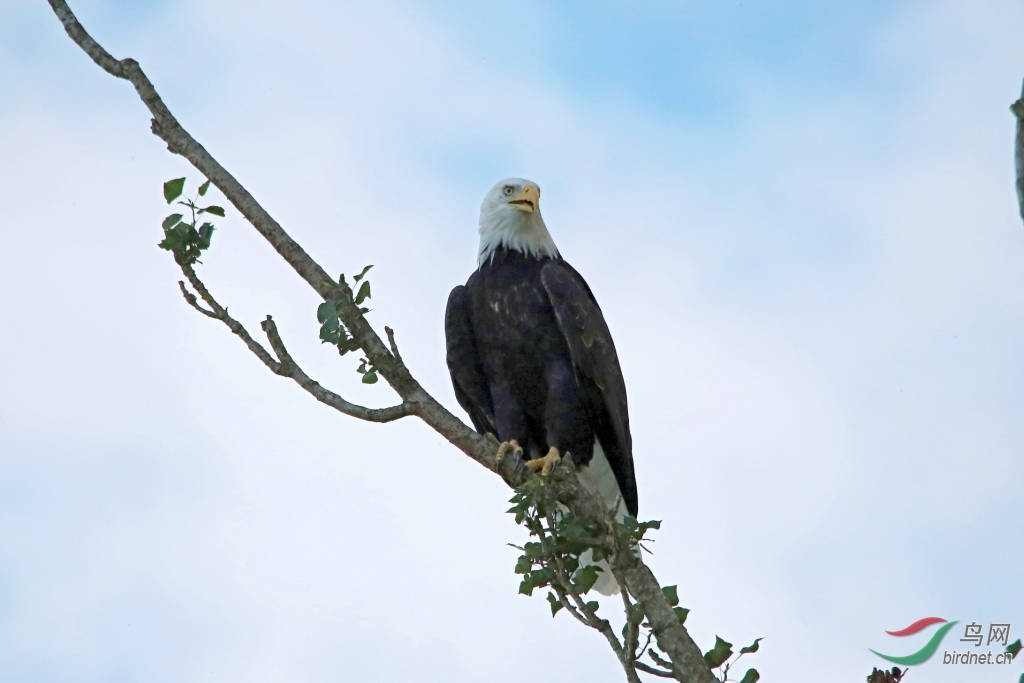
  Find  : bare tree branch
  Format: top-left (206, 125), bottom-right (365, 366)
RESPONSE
top-left (179, 266), bottom-right (411, 423)
top-left (635, 662), bottom-right (676, 679)
top-left (650, 650), bottom-right (676, 673)
top-left (178, 280), bottom-right (219, 319)
top-left (1013, 78), bottom-right (1024, 225)
top-left (178, 268), bottom-right (285, 375)
top-left (260, 315), bottom-right (411, 423)
top-left (47, 2), bottom-right (720, 681)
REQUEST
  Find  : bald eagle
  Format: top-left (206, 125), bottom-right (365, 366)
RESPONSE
top-left (445, 178), bottom-right (638, 518)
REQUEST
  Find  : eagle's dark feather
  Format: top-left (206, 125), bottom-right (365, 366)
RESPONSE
top-left (445, 248), bottom-right (637, 516)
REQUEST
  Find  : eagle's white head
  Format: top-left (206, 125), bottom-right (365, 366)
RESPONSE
top-left (477, 178), bottom-right (560, 267)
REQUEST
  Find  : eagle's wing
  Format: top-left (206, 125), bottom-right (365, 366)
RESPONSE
top-left (445, 284), bottom-right (497, 436)
top-left (540, 260), bottom-right (637, 516)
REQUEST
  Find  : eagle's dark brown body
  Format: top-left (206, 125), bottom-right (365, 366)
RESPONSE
top-left (445, 247), bottom-right (637, 516)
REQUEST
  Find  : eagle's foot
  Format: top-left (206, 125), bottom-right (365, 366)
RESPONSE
top-left (495, 439), bottom-right (523, 463)
top-left (525, 446), bottom-right (561, 476)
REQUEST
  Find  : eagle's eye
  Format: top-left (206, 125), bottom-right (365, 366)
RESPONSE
top-left (502, 185), bottom-right (514, 196)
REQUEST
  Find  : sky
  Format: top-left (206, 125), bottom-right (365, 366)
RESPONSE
top-left (1, 0), bottom-right (1023, 681)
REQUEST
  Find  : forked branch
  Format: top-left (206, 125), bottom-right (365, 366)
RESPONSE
top-left (178, 265), bottom-right (411, 423)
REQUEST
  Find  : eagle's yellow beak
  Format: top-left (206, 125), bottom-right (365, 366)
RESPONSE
top-left (507, 185), bottom-right (539, 213)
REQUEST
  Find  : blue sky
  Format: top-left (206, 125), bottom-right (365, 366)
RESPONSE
top-left (1, 1), bottom-right (1023, 682)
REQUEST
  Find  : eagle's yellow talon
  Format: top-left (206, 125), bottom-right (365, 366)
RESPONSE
top-left (526, 446), bottom-right (561, 475)
top-left (496, 439), bottom-right (523, 463)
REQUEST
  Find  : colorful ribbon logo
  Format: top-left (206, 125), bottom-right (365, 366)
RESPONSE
top-left (870, 617), bottom-right (958, 665)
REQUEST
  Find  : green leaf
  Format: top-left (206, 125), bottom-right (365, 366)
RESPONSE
top-left (1007, 639), bottom-right (1022, 659)
top-left (547, 592), bottom-right (563, 617)
top-left (740, 638), bottom-right (762, 655)
top-left (361, 371), bottom-right (378, 384)
top-left (201, 205), bottom-right (226, 217)
top-left (524, 542), bottom-right (543, 559)
top-left (198, 180), bottom-right (211, 196)
top-left (514, 556), bottom-right (532, 574)
top-left (628, 602), bottom-right (645, 626)
top-left (163, 177), bottom-right (185, 203)
top-left (703, 636), bottom-right (733, 669)
top-left (519, 577), bottom-right (534, 596)
top-left (162, 213), bottom-right (183, 230)
top-left (355, 281), bottom-right (371, 305)
top-left (322, 316), bottom-right (340, 333)
top-left (353, 264), bottom-right (374, 282)
top-left (583, 601), bottom-right (599, 613)
top-left (572, 565), bottom-right (599, 594)
top-left (197, 223), bottom-right (215, 249)
top-left (317, 300), bottom-right (338, 324)
top-left (739, 669), bottom-right (760, 683)
top-left (530, 568), bottom-right (554, 588)
top-left (662, 585), bottom-right (679, 607)
top-left (673, 606), bottom-right (689, 624)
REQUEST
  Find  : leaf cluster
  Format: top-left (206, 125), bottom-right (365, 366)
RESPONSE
top-left (508, 478), bottom-right (607, 601)
top-left (507, 476), bottom-right (711, 679)
top-left (316, 266), bottom-right (377, 381)
top-left (507, 474), bottom-right (762, 682)
top-left (159, 177), bottom-right (223, 266)
top-left (704, 635), bottom-right (761, 683)
top-left (508, 477), bottom-right (609, 616)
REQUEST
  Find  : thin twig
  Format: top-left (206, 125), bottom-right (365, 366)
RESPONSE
top-left (619, 579), bottom-right (640, 668)
top-left (178, 269), bottom-right (285, 375)
top-left (650, 650), bottom-right (674, 671)
top-left (637, 630), bottom-right (654, 661)
top-left (260, 316), bottom-right (411, 423)
top-left (178, 281), bottom-right (218, 319)
top-left (635, 662), bottom-right (677, 679)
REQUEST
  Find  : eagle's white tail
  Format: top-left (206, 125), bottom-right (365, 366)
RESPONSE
top-left (576, 440), bottom-right (631, 596)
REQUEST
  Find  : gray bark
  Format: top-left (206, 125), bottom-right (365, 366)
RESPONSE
top-left (46, 2), bottom-right (719, 681)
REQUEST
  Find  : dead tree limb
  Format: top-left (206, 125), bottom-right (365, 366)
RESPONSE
top-left (46, 2), bottom-right (719, 681)
top-left (177, 268), bottom-right (412, 423)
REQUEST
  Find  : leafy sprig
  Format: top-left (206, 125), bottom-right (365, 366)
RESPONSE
top-left (159, 177), bottom-right (224, 265)
top-left (507, 470), bottom-right (760, 682)
top-left (316, 265), bottom-right (377, 382)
